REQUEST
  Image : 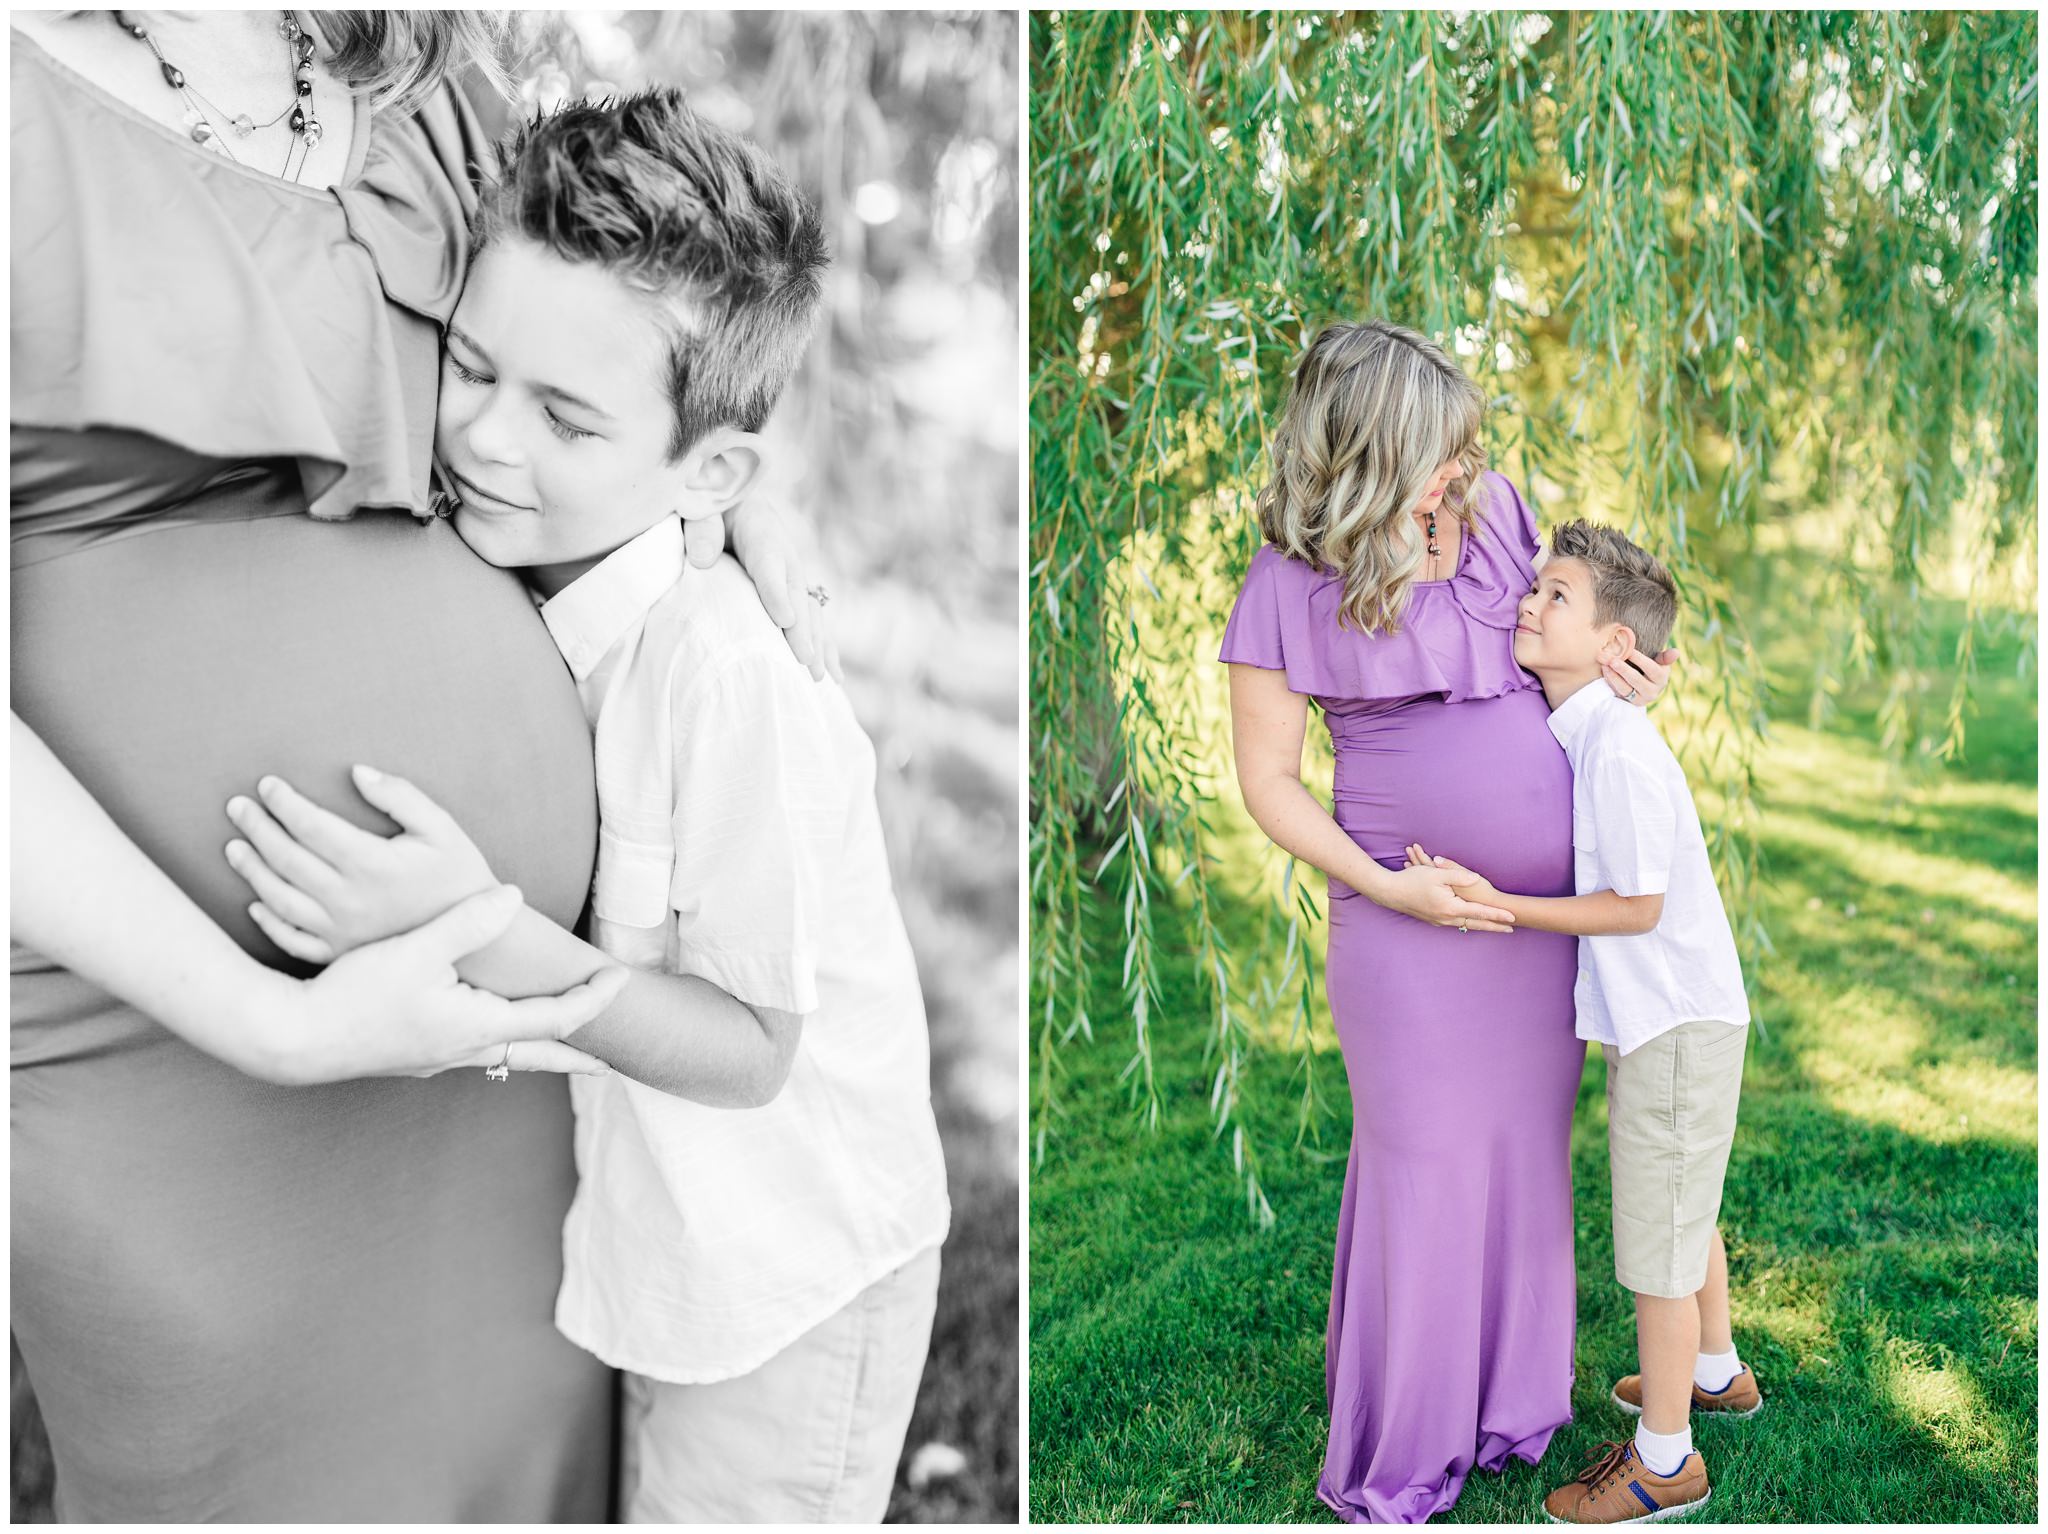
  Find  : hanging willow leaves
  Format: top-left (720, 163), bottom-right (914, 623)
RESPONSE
top-left (1028, 9), bottom-right (2036, 1220)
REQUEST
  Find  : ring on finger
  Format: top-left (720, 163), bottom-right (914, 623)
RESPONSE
top-left (485, 1042), bottom-right (512, 1083)
top-left (805, 583), bottom-right (831, 608)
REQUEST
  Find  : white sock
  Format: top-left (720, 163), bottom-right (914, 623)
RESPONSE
top-left (1634, 1421), bottom-right (1694, 1478)
top-left (1694, 1347), bottom-right (1742, 1393)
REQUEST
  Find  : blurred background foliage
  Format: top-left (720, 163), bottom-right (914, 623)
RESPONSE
top-left (1028, 10), bottom-right (2036, 1218)
top-left (500, 12), bottom-right (1022, 1521)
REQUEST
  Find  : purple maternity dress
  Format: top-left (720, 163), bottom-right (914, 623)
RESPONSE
top-left (1220, 472), bottom-right (1585, 1523)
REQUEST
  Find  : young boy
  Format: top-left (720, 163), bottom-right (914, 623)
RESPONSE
top-left (225, 91), bottom-right (950, 1521)
top-left (1409, 521), bottom-right (1757, 1524)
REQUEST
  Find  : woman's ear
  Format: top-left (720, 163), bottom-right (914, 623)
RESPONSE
top-left (675, 429), bottom-right (766, 520)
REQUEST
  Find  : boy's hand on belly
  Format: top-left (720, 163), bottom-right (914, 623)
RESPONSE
top-left (224, 765), bottom-right (499, 966)
top-left (1405, 843), bottom-right (1503, 904)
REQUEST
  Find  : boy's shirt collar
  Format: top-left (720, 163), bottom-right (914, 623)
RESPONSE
top-left (1545, 676), bottom-right (1614, 752)
top-left (537, 515), bottom-right (688, 681)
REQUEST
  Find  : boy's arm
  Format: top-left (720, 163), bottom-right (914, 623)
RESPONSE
top-left (1404, 847), bottom-right (1665, 935)
top-left (459, 909), bottom-right (802, 1108)
top-left (218, 764), bottom-right (801, 1107)
top-left (1477, 883), bottom-right (1664, 936)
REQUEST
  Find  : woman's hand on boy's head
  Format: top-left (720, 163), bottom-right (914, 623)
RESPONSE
top-left (223, 766), bottom-right (499, 964)
top-left (1603, 645), bottom-right (1679, 707)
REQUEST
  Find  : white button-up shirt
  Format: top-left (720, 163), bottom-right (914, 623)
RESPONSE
top-left (541, 517), bottom-right (950, 1384)
top-left (1546, 680), bottom-right (1750, 1055)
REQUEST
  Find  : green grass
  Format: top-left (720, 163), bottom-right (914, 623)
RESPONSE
top-left (1028, 621), bottom-right (2037, 1523)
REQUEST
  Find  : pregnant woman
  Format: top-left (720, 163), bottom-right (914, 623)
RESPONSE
top-left (11, 11), bottom-right (817, 1520)
top-left (1222, 322), bottom-right (1670, 1523)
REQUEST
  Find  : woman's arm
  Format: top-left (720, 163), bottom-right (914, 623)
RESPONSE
top-left (223, 766), bottom-right (802, 1108)
top-left (1226, 666), bottom-right (1517, 932)
top-left (11, 713), bottom-right (620, 1084)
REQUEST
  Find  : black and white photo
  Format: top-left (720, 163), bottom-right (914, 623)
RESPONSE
top-left (10, 8), bottom-right (1018, 1522)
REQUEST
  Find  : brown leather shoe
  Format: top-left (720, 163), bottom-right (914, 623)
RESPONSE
top-left (1612, 1363), bottom-right (1763, 1419)
top-left (1542, 1439), bottom-right (1711, 1524)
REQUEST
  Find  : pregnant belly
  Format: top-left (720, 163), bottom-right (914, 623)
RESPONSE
top-left (1326, 688), bottom-right (1572, 898)
top-left (11, 508), bottom-right (597, 983)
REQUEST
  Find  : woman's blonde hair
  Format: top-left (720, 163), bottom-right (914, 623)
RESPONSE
top-left (315, 11), bottom-right (535, 117)
top-left (1254, 320), bottom-right (1489, 635)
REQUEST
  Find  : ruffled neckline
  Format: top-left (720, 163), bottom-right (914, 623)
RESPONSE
top-left (9, 34), bottom-right (485, 527)
top-left (1218, 471), bottom-right (1546, 709)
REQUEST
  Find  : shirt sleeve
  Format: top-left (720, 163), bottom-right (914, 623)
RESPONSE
top-left (665, 643), bottom-right (842, 1016)
top-left (1588, 750), bottom-right (1677, 897)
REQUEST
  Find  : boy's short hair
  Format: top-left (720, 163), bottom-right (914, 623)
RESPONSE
top-left (477, 87), bottom-right (828, 458)
top-left (1548, 520), bottom-right (1678, 654)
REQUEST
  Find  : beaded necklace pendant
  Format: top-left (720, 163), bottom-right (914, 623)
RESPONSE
top-left (116, 10), bottom-right (311, 167)
top-left (180, 105), bottom-right (230, 155)
top-left (286, 21), bottom-right (322, 148)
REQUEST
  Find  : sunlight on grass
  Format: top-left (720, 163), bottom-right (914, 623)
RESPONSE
top-left (1770, 968), bottom-right (1929, 1062)
top-left (1736, 1290), bottom-right (1839, 1358)
top-left (1761, 813), bottom-right (2035, 928)
top-left (1761, 722), bottom-right (2039, 836)
top-left (1880, 1339), bottom-right (2006, 1466)
top-left (1767, 960), bottom-right (2035, 1147)
top-left (1793, 1048), bottom-right (2036, 1148)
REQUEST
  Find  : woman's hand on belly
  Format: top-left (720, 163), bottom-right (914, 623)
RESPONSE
top-left (279, 886), bottom-right (626, 1084)
top-left (225, 766), bottom-right (499, 963)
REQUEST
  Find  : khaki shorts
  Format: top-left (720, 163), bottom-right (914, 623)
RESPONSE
top-left (1604, 1020), bottom-right (1747, 1299)
top-left (620, 1246), bottom-right (941, 1523)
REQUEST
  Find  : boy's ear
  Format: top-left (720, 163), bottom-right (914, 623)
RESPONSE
top-left (1604, 623), bottom-right (1641, 661)
top-left (675, 429), bottom-right (766, 521)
